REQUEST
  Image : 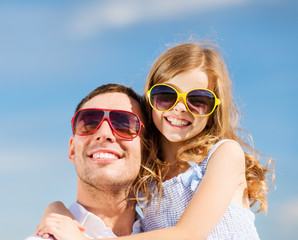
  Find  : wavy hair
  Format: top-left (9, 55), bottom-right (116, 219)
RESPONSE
top-left (136, 42), bottom-right (274, 213)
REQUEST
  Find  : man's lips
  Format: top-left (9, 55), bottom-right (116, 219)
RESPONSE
top-left (88, 149), bottom-right (121, 161)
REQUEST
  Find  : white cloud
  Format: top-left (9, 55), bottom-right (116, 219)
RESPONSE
top-left (68, 0), bottom-right (249, 38)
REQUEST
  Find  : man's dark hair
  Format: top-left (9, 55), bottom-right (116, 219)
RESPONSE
top-left (75, 84), bottom-right (143, 113)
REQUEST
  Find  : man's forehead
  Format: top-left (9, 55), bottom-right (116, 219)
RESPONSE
top-left (82, 92), bottom-right (141, 113)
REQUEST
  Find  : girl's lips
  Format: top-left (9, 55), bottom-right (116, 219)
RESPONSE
top-left (165, 116), bottom-right (191, 127)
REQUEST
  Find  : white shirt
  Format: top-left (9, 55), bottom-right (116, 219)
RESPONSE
top-left (25, 202), bottom-right (142, 239)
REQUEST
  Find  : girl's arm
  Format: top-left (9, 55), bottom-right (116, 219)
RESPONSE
top-left (174, 140), bottom-right (247, 238)
top-left (35, 201), bottom-right (83, 238)
top-left (39, 141), bottom-right (246, 240)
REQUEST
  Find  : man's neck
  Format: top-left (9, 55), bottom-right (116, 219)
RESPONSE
top-left (77, 181), bottom-right (136, 236)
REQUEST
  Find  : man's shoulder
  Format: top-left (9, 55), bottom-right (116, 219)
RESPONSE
top-left (25, 235), bottom-right (54, 240)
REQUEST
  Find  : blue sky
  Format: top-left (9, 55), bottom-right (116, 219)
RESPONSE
top-left (0, 0), bottom-right (297, 239)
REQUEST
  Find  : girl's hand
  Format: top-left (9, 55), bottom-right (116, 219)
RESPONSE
top-left (37, 213), bottom-right (86, 240)
top-left (34, 201), bottom-right (77, 239)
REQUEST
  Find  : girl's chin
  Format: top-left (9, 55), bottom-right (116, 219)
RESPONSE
top-left (162, 133), bottom-right (189, 143)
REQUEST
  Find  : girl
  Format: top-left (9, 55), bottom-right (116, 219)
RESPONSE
top-left (37, 42), bottom-right (274, 240)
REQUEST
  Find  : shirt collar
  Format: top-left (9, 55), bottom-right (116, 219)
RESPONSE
top-left (69, 202), bottom-right (117, 238)
top-left (69, 202), bottom-right (143, 237)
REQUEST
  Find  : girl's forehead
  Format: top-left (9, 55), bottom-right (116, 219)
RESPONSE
top-left (163, 68), bottom-right (209, 92)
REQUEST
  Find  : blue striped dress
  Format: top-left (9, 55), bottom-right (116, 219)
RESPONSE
top-left (140, 140), bottom-right (260, 240)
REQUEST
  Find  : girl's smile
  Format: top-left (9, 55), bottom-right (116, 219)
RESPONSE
top-left (165, 115), bottom-right (191, 127)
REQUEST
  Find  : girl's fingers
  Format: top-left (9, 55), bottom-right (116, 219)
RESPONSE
top-left (41, 233), bottom-right (50, 239)
top-left (36, 214), bottom-right (84, 239)
top-left (37, 228), bottom-right (47, 237)
top-left (74, 220), bottom-right (86, 232)
top-left (36, 217), bottom-right (56, 237)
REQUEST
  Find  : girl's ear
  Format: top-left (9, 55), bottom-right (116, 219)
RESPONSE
top-left (68, 136), bottom-right (75, 163)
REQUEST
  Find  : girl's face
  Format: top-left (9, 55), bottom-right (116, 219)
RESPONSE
top-left (152, 67), bottom-right (210, 143)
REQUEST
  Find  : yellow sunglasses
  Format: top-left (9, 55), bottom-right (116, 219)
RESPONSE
top-left (147, 84), bottom-right (221, 117)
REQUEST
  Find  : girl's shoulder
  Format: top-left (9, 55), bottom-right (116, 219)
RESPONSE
top-left (197, 139), bottom-right (245, 176)
top-left (204, 139), bottom-right (246, 180)
top-left (205, 139), bottom-right (244, 163)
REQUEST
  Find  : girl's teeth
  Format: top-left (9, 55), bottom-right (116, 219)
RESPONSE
top-left (167, 117), bottom-right (188, 126)
top-left (92, 153), bottom-right (118, 159)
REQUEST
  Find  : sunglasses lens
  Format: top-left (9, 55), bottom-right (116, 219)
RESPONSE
top-left (187, 90), bottom-right (216, 115)
top-left (150, 85), bottom-right (177, 111)
top-left (73, 109), bottom-right (104, 135)
top-left (110, 111), bottom-right (140, 139)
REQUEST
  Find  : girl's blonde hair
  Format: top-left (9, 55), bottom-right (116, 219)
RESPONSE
top-left (136, 42), bottom-right (274, 213)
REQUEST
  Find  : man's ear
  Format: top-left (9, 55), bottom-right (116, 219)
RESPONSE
top-left (68, 136), bottom-right (75, 163)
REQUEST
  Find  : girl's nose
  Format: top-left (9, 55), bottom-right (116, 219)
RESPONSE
top-left (172, 99), bottom-right (187, 113)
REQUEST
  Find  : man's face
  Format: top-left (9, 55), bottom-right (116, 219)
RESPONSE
top-left (69, 92), bottom-right (143, 193)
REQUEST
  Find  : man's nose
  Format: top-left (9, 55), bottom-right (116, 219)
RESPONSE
top-left (94, 120), bottom-right (116, 142)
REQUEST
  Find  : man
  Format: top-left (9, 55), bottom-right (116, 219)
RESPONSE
top-left (26, 84), bottom-right (146, 239)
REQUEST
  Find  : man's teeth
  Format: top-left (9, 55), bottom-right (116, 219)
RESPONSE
top-left (92, 152), bottom-right (118, 159)
top-left (166, 117), bottom-right (189, 126)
